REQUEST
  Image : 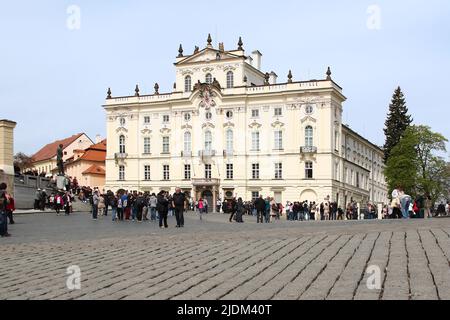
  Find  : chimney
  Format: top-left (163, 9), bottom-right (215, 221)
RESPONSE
top-left (269, 71), bottom-right (278, 84)
top-left (251, 50), bottom-right (262, 70)
top-left (95, 134), bottom-right (102, 143)
top-left (219, 42), bottom-right (225, 52)
top-left (246, 55), bottom-right (254, 66)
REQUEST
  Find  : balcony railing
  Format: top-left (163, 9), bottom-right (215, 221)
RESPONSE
top-left (223, 149), bottom-right (234, 157)
top-left (198, 150), bottom-right (216, 158)
top-left (114, 152), bottom-right (128, 160)
top-left (300, 146), bottom-right (317, 154)
top-left (181, 150), bottom-right (192, 158)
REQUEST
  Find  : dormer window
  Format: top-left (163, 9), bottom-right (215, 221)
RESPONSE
top-left (226, 71), bottom-right (234, 88)
top-left (205, 73), bottom-right (213, 84)
top-left (184, 75), bottom-right (192, 92)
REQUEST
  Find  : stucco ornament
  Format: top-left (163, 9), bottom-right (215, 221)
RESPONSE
top-left (199, 85), bottom-right (216, 110)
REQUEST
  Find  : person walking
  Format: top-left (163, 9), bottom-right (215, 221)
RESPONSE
top-left (235, 198), bottom-right (244, 223)
top-left (54, 193), bottom-right (63, 215)
top-left (228, 198), bottom-right (237, 222)
top-left (149, 193), bottom-right (157, 221)
top-left (424, 194), bottom-right (432, 219)
top-left (4, 191), bottom-right (15, 224)
top-left (157, 190), bottom-right (169, 228)
top-left (0, 183), bottom-right (11, 237)
top-left (270, 198), bottom-right (278, 223)
top-left (110, 193), bottom-right (118, 221)
top-left (198, 198), bottom-right (205, 220)
top-left (63, 192), bottom-right (71, 215)
top-left (254, 195), bottom-right (266, 223)
top-left (172, 188), bottom-right (187, 228)
top-left (34, 188), bottom-right (41, 210)
top-left (98, 194), bottom-right (106, 216)
top-left (92, 190), bottom-right (99, 220)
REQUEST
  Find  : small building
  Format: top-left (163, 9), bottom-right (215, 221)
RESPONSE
top-left (28, 133), bottom-right (93, 176)
top-left (63, 139), bottom-right (107, 190)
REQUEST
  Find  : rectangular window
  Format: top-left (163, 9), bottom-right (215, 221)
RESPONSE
top-left (274, 107), bottom-right (282, 116)
top-left (251, 191), bottom-right (259, 201)
top-left (275, 163), bottom-right (282, 180)
top-left (252, 163), bottom-right (260, 179)
top-left (119, 165), bottom-right (125, 181)
top-left (162, 136), bottom-right (170, 153)
top-left (144, 116), bottom-right (151, 124)
top-left (163, 115), bottom-right (170, 123)
top-left (143, 137), bottom-right (151, 154)
top-left (144, 165), bottom-right (151, 181)
top-left (184, 164), bottom-right (191, 180)
top-left (205, 164), bottom-right (212, 179)
top-left (274, 130), bottom-right (283, 150)
top-left (251, 132), bottom-right (260, 151)
top-left (305, 162), bottom-right (313, 179)
top-left (251, 109), bottom-right (259, 118)
top-left (226, 164), bottom-right (233, 179)
top-left (356, 172), bottom-right (360, 188)
top-left (163, 165), bottom-right (170, 181)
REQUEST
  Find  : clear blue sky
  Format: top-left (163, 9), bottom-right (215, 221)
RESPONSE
top-left (1, 0), bottom-right (449, 155)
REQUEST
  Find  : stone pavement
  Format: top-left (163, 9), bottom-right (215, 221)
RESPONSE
top-left (1, 211), bottom-right (450, 300)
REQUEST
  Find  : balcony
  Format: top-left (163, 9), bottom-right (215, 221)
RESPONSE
top-left (114, 152), bottom-right (128, 160)
top-left (181, 150), bottom-right (192, 158)
top-left (198, 150), bottom-right (216, 158)
top-left (300, 146), bottom-right (317, 154)
top-left (223, 149), bottom-right (234, 157)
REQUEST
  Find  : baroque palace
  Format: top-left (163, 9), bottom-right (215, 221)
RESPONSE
top-left (104, 35), bottom-right (388, 210)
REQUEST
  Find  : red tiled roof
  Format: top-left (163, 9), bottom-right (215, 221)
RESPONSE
top-left (79, 149), bottom-right (106, 162)
top-left (89, 139), bottom-right (107, 151)
top-left (31, 133), bottom-right (85, 163)
top-left (82, 164), bottom-right (105, 176)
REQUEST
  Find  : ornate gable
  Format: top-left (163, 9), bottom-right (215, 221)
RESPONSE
top-left (176, 48), bottom-right (241, 66)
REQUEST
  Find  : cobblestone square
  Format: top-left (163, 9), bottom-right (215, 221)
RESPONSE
top-left (1, 212), bottom-right (450, 300)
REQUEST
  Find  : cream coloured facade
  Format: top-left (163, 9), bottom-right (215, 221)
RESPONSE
top-left (104, 36), bottom-right (388, 209)
top-left (0, 119), bottom-right (17, 196)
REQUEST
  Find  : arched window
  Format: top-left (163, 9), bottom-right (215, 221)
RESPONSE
top-left (226, 71), bottom-right (234, 88)
top-left (226, 129), bottom-right (233, 153)
top-left (184, 131), bottom-right (191, 153)
top-left (184, 75), bottom-right (192, 92)
top-left (205, 73), bottom-right (213, 84)
top-left (204, 130), bottom-right (212, 151)
top-left (305, 126), bottom-right (313, 147)
top-left (119, 135), bottom-right (126, 153)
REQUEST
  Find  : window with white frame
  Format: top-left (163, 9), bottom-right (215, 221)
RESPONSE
top-left (274, 130), bottom-right (283, 150)
top-left (305, 126), bottom-right (313, 147)
top-left (205, 164), bottom-right (212, 179)
top-left (226, 163), bottom-right (233, 179)
top-left (184, 112), bottom-right (191, 122)
top-left (205, 73), bottom-right (213, 84)
top-left (252, 163), bottom-right (260, 179)
top-left (251, 131), bottom-right (260, 151)
top-left (184, 164), bottom-right (191, 180)
top-left (144, 165), bottom-right (151, 181)
top-left (162, 115), bottom-right (170, 124)
top-left (119, 165), bottom-right (125, 181)
top-left (119, 135), bottom-right (126, 153)
top-left (251, 109), bottom-right (259, 118)
top-left (183, 131), bottom-right (191, 153)
top-left (184, 75), bottom-right (192, 92)
top-left (274, 163), bottom-right (283, 179)
top-left (274, 107), bottom-right (282, 117)
top-left (305, 161), bottom-right (313, 179)
top-left (251, 191), bottom-right (259, 201)
top-left (226, 71), bottom-right (234, 88)
top-left (162, 136), bottom-right (170, 153)
top-left (144, 116), bottom-right (151, 125)
top-left (143, 137), bottom-right (151, 154)
top-left (163, 165), bottom-right (170, 180)
top-left (226, 129), bottom-right (233, 153)
top-left (204, 130), bottom-right (212, 151)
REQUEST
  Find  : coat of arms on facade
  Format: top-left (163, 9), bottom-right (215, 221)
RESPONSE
top-left (193, 79), bottom-right (221, 110)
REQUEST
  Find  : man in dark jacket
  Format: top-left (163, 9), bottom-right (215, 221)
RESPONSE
top-left (157, 191), bottom-right (169, 228)
top-left (0, 183), bottom-right (11, 237)
top-left (254, 195), bottom-right (266, 223)
top-left (172, 188), bottom-right (186, 228)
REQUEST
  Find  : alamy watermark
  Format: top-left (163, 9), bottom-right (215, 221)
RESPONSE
top-left (366, 5), bottom-right (382, 30)
top-left (66, 265), bottom-right (81, 290)
top-left (366, 265), bottom-right (381, 290)
top-left (66, 5), bottom-right (81, 30)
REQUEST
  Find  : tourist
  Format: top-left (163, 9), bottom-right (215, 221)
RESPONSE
top-left (310, 202), bottom-right (317, 221)
top-left (228, 198), bottom-right (237, 222)
top-left (92, 190), bottom-right (99, 220)
top-left (124, 192), bottom-right (131, 220)
top-left (203, 198), bottom-right (209, 214)
top-left (4, 191), bottom-right (15, 224)
top-left (40, 189), bottom-right (47, 211)
top-left (34, 188), bottom-right (41, 210)
top-left (254, 195), bottom-right (266, 223)
top-left (264, 197), bottom-right (271, 223)
top-left (142, 194), bottom-right (149, 221)
top-left (98, 193), bottom-right (106, 216)
top-left (198, 198), bottom-right (205, 220)
top-left (64, 192), bottom-right (72, 215)
top-left (216, 198), bottom-right (222, 213)
top-left (0, 183), bottom-right (11, 237)
top-left (323, 201), bottom-right (330, 221)
top-left (337, 206), bottom-right (345, 220)
top-left (424, 194), bottom-right (432, 219)
top-left (149, 193), bottom-right (157, 221)
top-left (54, 193), bottom-right (63, 215)
top-left (399, 189), bottom-right (411, 219)
top-left (157, 190), bottom-right (169, 228)
top-left (235, 198), bottom-right (244, 223)
top-left (172, 188), bottom-right (186, 228)
top-left (270, 198), bottom-right (278, 222)
top-left (110, 193), bottom-right (118, 222)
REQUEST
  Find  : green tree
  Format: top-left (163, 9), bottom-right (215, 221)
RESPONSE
top-left (383, 87), bottom-right (413, 162)
top-left (384, 125), bottom-right (449, 202)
